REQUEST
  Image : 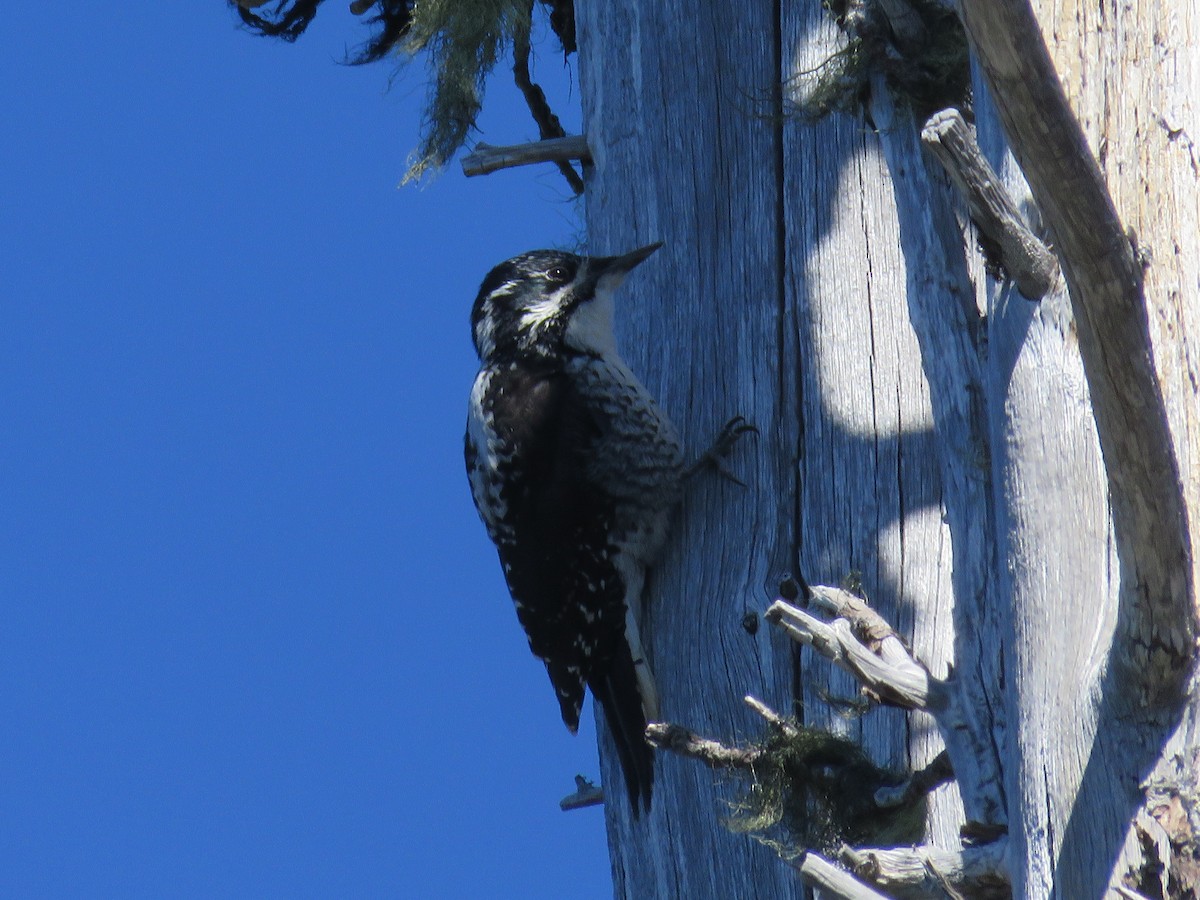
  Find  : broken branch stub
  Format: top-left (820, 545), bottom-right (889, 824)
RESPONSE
top-left (797, 851), bottom-right (894, 899)
top-left (921, 108), bottom-right (1059, 300)
top-left (460, 135), bottom-right (592, 178)
top-left (559, 774), bottom-right (604, 811)
top-left (764, 598), bottom-right (935, 710)
top-left (766, 588), bottom-right (1008, 833)
top-left (644, 722), bottom-right (761, 769)
top-left (839, 840), bottom-right (1010, 899)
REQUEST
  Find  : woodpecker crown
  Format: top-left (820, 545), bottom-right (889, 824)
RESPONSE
top-left (470, 244), bottom-right (661, 364)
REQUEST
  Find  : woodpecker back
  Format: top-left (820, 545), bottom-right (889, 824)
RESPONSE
top-left (464, 244), bottom-right (683, 814)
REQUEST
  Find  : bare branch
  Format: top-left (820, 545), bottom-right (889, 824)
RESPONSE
top-left (840, 839), bottom-right (1010, 899)
top-left (766, 592), bottom-right (1008, 828)
top-left (807, 585), bottom-right (898, 645)
top-left (765, 597), bottom-right (935, 710)
top-left (796, 852), bottom-right (893, 899)
top-left (743, 694), bottom-right (800, 738)
top-left (559, 775), bottom-right (604, 811)
top-left (874, 750), bottom-right (954, 809)
top-left (644, 723), bottom-right (761, 769)
top-left (921, 107), bottom-right (1059, 300)
top-left (460, 136), bottom-right (592, 178)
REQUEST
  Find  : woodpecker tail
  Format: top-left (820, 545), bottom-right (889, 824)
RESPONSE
top-left (589, 638), bottom-right (655, 816)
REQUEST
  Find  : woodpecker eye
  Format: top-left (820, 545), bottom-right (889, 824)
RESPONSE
top-left (546, 265), bottom-right (571, 285)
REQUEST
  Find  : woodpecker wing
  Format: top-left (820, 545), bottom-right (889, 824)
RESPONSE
top-left (465, 360), bottom-right (654, 811)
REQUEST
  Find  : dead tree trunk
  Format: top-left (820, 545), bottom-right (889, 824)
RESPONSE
top-left (575, 0), bottom-right (1198, 896)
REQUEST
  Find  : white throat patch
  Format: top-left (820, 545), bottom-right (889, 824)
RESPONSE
top-left (564, 280), bottom-right (618, 356)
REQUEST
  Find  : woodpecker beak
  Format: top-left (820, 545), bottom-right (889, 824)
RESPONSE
top-left (588, 242), bottom-right (663, 292)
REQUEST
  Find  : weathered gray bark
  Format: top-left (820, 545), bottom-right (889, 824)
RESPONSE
top-left (573, 0), bottom-right (1198, 895)
top-left (960, 1), bottom-right (1200, 895)
top-left (579, 2), bottom-right (801, 895)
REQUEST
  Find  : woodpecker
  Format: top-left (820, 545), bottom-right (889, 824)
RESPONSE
top-left (464, 243), bottom-right (750, 815)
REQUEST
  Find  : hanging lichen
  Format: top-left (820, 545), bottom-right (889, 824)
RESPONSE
top-left (399, 0), bottom-right (532, 183)
top-left (725, 723), bottom-right (927, 857)
top-left (229, 0), bottom-right (579, 184)
top-left (788, 0), bottom-right (971, 122)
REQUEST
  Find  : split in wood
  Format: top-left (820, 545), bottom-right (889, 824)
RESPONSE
top-left (559, 774), bottom-right (604, 811)
top-left (460, 135), bottom-right (592, 179)
top-left (921, 108), bottom-right (1059, 300)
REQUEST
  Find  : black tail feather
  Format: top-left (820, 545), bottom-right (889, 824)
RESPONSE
top-left (590, 643), bottom-right (654, 816)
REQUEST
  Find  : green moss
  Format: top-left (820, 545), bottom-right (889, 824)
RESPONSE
top-left (725, 724), bottom-right (926, 857)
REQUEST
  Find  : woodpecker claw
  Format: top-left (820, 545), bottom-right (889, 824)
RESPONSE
top-left (713, 459), bottom-right (748, 488)
top-left (687, 415), bottom-right (758, 485)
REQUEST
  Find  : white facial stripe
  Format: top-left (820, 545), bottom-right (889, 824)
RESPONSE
top-left (490, 279), bottom-right (521, 297)
top-left (517, 285), bottom-right (571, 337)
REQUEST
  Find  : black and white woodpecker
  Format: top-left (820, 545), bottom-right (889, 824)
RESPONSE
top-left (464, 243), bottom-right (749, 815)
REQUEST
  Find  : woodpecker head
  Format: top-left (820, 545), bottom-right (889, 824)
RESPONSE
top-left (470, 243), bottom-right (662, 363)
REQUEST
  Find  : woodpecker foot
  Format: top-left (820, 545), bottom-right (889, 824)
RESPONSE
top-left (687, 416), bottom-right (757, 486)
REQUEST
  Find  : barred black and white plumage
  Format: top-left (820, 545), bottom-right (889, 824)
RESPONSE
top-left (464, 243), bottom-right (684, 814)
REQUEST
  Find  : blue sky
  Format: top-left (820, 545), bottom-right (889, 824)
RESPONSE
top-left (2, 6), bottom-right (615, 896)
